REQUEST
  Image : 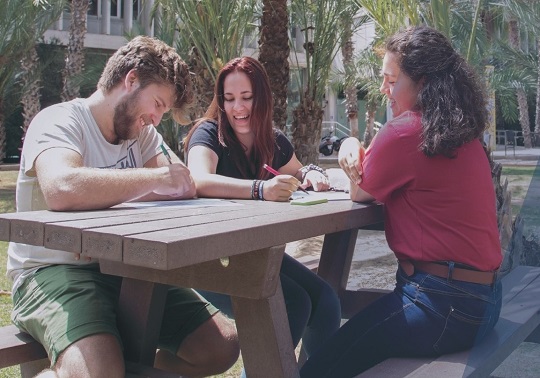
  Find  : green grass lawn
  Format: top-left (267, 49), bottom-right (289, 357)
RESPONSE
top-left (0, 165), bottom-right (536, 378)
top-left (501, 165), bottom-right (540, 231)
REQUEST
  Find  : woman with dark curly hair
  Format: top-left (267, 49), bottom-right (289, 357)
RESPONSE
top-left (300, 26), bottom-right (502, 378)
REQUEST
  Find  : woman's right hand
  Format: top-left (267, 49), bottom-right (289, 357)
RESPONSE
top-left (263, 175), bottom-right (301, 202)
top-left (338, 137), bottom-right (365, 185)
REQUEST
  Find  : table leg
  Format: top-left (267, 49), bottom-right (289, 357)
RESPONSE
top-left (318, 229), bottom-right (390, 319)
top-left (231, 280), bottom-right (299, 378)
top-left (116, 278), bottom-right (168, 366)
top-left (318, 229), bottom-right (358, 292)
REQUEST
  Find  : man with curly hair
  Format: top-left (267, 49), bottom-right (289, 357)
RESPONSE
top-left (7, 36), bottom-right (239, 377)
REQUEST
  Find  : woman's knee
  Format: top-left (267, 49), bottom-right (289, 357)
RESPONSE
top-left (314, 283), bottom-right (341, 324)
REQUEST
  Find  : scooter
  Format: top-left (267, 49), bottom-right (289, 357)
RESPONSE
top-left (319, 129), bottom-right (346, 156)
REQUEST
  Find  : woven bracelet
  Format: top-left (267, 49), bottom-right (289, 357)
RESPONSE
top-left (300, 164), bottom-right (327, 181)
top-left (258, 180), bottom-right (265, 200)
top-left (253, 180), bottom-right (260, 200)
top-left (250, 180), bottom-right (257, 200)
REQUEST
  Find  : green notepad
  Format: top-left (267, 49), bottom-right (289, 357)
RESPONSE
top-left (290, 197), bottom-right (328, 206)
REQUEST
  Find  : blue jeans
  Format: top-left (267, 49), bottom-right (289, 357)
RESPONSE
top-left (300, 265), bottom-right (502, 378)
top-left (199, 254), bottom-right (341, 357)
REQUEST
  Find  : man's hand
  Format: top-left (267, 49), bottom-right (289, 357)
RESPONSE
top-left (153, 163), bottom-right (196, 198)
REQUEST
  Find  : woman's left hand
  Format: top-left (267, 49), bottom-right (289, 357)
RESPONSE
top-left (302, 170), bottom-right (330, 192)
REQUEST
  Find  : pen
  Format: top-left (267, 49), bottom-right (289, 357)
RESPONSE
top-left (160, 144), bottom-right (173, 164)
top-left (263, 164), bottom-right (309, 195)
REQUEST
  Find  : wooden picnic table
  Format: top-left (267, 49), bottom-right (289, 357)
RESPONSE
top-left (0, 195), bottom-right (383, 377)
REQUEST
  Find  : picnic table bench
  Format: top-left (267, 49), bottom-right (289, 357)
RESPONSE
top-left (3, 265), bottom-right (540, 377)
top-left (356, 265), bottom-right (540, 377)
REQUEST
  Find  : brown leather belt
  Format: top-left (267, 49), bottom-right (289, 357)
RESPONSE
top-left (399, 260), bottom-right (497, 285)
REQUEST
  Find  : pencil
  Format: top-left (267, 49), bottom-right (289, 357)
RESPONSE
top-left (263, 164), bottom-right (309, 195)
top-left (160, 144), bottom-right (173, 164)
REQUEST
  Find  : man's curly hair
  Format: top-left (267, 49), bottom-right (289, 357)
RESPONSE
top-left (98, 36), bottom-right (194, 125)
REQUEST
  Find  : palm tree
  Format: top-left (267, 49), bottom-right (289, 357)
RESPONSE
top-left (20, 44), bottom-right (42, 135)
top-left (20, 1), bottom-right (67, 139)
top-left (289, 0), bottom-right (349, 164)
top-left (355, 48), bottom-right (385, 147)
top-left (508, 17), bottom-right (533, 147)
top-left (157, 0), bottom-right (257, 119)
top-left (501, 0), bottom-right (540, 138)
top-left (0, 0), bottom-right (65, 162)
top-left (61, 0), bottom-right (89, 102)
top-left (258, 0), bottom-right (290, 132)
top-left (339, 6), bottom-right (358, 138)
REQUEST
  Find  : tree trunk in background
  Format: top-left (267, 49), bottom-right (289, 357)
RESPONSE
top-left (363, 110), bottom-right (374, 147)
top-left (363, 98), bottom-right (378, 147)
top-left (292, 96), bottom-right (323, 164)
top-left (188, 46), bottom-right (214, 120)
top-left (20, 44), bottom-right (41, 138)
top-left (61, 0), bottom-right (89, 101)
top-left (259, 0), bottom-right (290, 132)
top-left (508, 18), bottom-right (532, 148)
top-left (341, 20), bottom-right (358, 138)
top-left (0, 99), bottom-right (5, 162)
top-left (535, 39), bottom-right (540, 136)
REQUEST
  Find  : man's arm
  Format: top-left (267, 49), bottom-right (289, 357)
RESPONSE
top-left (135, 148), bottom-right (196, 202)
top-left (35, 147), bottom-right (196, 211)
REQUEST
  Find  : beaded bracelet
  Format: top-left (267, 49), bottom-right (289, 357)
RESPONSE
top-left (258, 180), bottom-right (265, 200)
top-left (253, 180), bottom-right (260, 200)
top-left (299, 164), bottom-right (327, 181)
top-left (250, 180), bottom-right (257, 200)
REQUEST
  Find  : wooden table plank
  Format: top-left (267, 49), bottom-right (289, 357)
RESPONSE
top-left (45, 205), bottom-right (244, 254)
top-left (0, 199), bottom-right (242, 245)
top-left (99, 245), bottom-right (285, 299)
top-left (81, 202), bottom-right (291, 261)
top-left (122, 202), bottom-right (383, 269)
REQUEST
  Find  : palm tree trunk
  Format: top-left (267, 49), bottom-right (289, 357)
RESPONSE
top-left (535, 38), bottom-right (540, 135)
top-left (188, 46), bottom-right (214, 119)
top-left (0, 100), bottom-right (5, 163)
top-left (292, 96), bottom-right (323, 164)
top-left (509, 18), bottom-right (532, 148)
top-left (20, 44), bottom-right (41, 136)
top-left (341, 20), bottom-right (358, 138)
top-left (364, 106), bottom-right (376, 148)
top-left (259, 0), bottom-right (290, 131)
top-left (61, 0), bottom-right (89, 101)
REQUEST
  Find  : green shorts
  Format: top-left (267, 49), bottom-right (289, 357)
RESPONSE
top-left (11, 264), bottom-right (219, 365)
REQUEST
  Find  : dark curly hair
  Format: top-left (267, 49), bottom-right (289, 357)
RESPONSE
top-left (98, 36), bottom-right (194, 125)
top-left (385, 26), bottom-right (488, 157)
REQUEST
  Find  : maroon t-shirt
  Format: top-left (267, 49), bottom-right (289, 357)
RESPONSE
top-left (360, 111), bottom-right (501, 271)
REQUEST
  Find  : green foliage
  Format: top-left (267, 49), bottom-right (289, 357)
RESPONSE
top-left (0, 0), bottom-right (66, 103)
top-left (290, 0), bottom-right (349, 102)
top-left (156, 0), bottom-right (258, 84)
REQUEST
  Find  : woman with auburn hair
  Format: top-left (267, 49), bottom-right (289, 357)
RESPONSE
top-left (185, 56), bottom-right (341, 359)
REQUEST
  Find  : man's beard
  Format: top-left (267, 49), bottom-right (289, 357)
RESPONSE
top-left (113, 89), bottom-right (142, 142)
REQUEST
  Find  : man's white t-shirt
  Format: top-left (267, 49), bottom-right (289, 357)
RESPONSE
top-left (7, 98), bottom-right (162, 291)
